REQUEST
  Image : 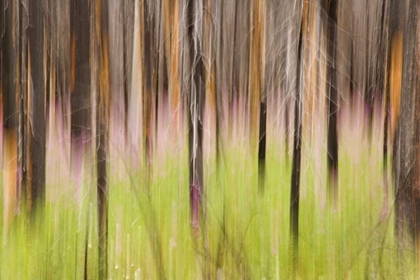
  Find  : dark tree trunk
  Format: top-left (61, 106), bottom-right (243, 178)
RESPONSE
top-left (2, 0), bottom-right (19, 131)
top-left (28, 0), bottom-right (46, 210)
top-left (325, 0), bottom-right (339, 207)
top-left (69, 0), bottom-right (91, 207)
top-left (143, 0), bottom-right (155, 168)
top-left (70, 0), bottom-right (91, 137)
top-left (258, 100), bottom-right (267, 194)
top-left (122, 1), bottom-right (135, 139)
top-left (285, 101), bottom-right (289, 166)
top-left (70, 0), bottom-right (94, 275)
top-left (290, 11), bottom-right (303, 270)
top-left (379, 0), bottom-right (391, 220)
top-left (2, 0), bottom-right (19, 231)
top-left (253, 0), bottom-right (266, 196)
top-left (97, 0), bottom-right (110, 278)
top-left (392, 0), bottom-right (420, 264)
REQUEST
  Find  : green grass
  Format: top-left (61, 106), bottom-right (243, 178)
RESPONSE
top-left (0, 136), bottom-right (418, 279)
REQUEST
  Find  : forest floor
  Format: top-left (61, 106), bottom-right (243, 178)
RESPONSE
top-left (0, 96), bottom-right (417, 279)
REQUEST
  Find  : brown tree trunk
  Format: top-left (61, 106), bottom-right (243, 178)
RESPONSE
top-left (19, 0), bottom-right (28, 213)
top-left (123, 0), bottom-right (135, 139)
top-left (70, 0), bottom-right (91, 201)
top-left (290, 4), bottom-right (304, 270)
top-left (379, 0), bottom-right (391, 221)
top-left (251, 0), bottom-right (266, 195)
top-left (70, 0), bottom-right (91, 136)
top-left (258, 100), bottom-right (267, 194)
top-left (143, 0), bottom-right (155, 170)
top-left (28, 0), bottom-right (46, 211)
top-left (325, 0), bottom-right (339, 208)
top-left (392, 0), bottom-right (420, 272)
top-left (2, 0), bottom-right (19, 234)
top-left (96, 0), bottom-right (110, 278)
top-left (390, 0), bottom-right (406, 249)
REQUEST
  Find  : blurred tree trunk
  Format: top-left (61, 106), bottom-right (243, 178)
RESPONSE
top-left (96, 0), bottom-right (111, 278)
top-left (3, 0), bottom-right (46, 230)
top-left (377, 0), bottom-right (391, 220)
top-left (70, 0), bottom-right (91, 201)
top-left (325, 0), bottom-right (339, 208)
top-left (2, 0), bottom-right (19, 234)
top-left (187, 0), bottom-right (205, 236)
top-left (258, 100), bottom-right (267, 194)
top-left (143, 0), bottom-right (155, 173)
top-left (123, 1), bottom-right (135, 139)
top-left (164, 0), bottom-right (181, 139)
top-left (250, 0), bottom-right (265, 157)
top-left (70, 0), bottom-right (91, 137)
top-left (250, 0), bottom-right (266, 195)
top-left (28, 0), bottom-right (46, 211)
top-left (390, 0), bottom-right (406, 250)
top-left (19, 0), bottom-right (28, 214)
top-left (290, 0), bottom-right (304, 270)
top-left (392, 0), bottom-right (420, 268)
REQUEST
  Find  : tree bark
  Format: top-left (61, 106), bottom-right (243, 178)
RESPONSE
top-left (187, 0), bottom-right (206, 235)
top-left (325, 0), bottom-right (339, 208)
top-left (290, 4), bottom-right (304, 270)
top-left (96, 0), bottom-right (110, 278)
top-left (251, 0), bottom-right (266, 195)
top-left (70, 0), bottom-right (91, 203)
top-left (2, 0), bottom-right (19, 233)
top-left (258, 100), bottom-right (267, 194)
top-left (392, 2), bottom-right (420, 272)
top-left (28, 0), bottom-right (46, 210)
top-left (70, 0), bottom-right (91, 136)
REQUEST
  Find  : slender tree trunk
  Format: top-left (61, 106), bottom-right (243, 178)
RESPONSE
top-left (249, 0), bottom-right (265, 157)
top-left (251, 0), bottom-right (266, 195)
top-left (378, 0), bottom-right (391, 221)
top-left (325, 0), bottom-right (339, 208)
top-left (122, 1), bottom-right (134, 139)
top-left (70, 0), bottom-right (91, 134)
top-left (290, 4), bottom-right (304, 270)
top-left (187, 0), bottom-right (205, 236)
top-left (2, 0), bottom-right (19, 234)
top-left (143, 0), bottom-right (154, 170)
top-left (258, 100), bottom-right (267, 194)
top-left (70, 0), bottom-right (91, 202)
top-left (170, 0), bottom-right (181, 138)
top-left (390, 0), bottom-right (406, 253)
top-left (413, 15), bottom-right (420, 266)
top-left (285, 101), bottom-right (289, 166)
top-left (19, 0), bottom-right (28, 214)
top-left (28, 0), bottom-right (46, 211)
top-left (96, 1), bottom-right (111, 278)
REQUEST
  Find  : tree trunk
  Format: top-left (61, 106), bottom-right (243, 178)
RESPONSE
top-left (96, 0), bottom-right (110, 278)
top-left (392, 0), bottom-right (420, 271)
top-left (325, 0), bottom-right (339, 208)
top-left (187, 0), bottom-right (205, 236)
top-left (70, 0), bottom-right (91, 201)
top-left (379, 0), bottom-right (391, 221)
top-left (28, 0), bottom-right (46, 211)
top-left (2, 0), bottom-right (19, 234)
top-left (258, 100), bottom-right (267, 194)
top-left (251, 0), bottom-right (266, 195)
top-left (290, 4), bottom-right (304, 270)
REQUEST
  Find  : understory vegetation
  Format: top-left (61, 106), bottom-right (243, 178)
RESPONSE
top-left (1, 107), bottom-right (414, 279)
